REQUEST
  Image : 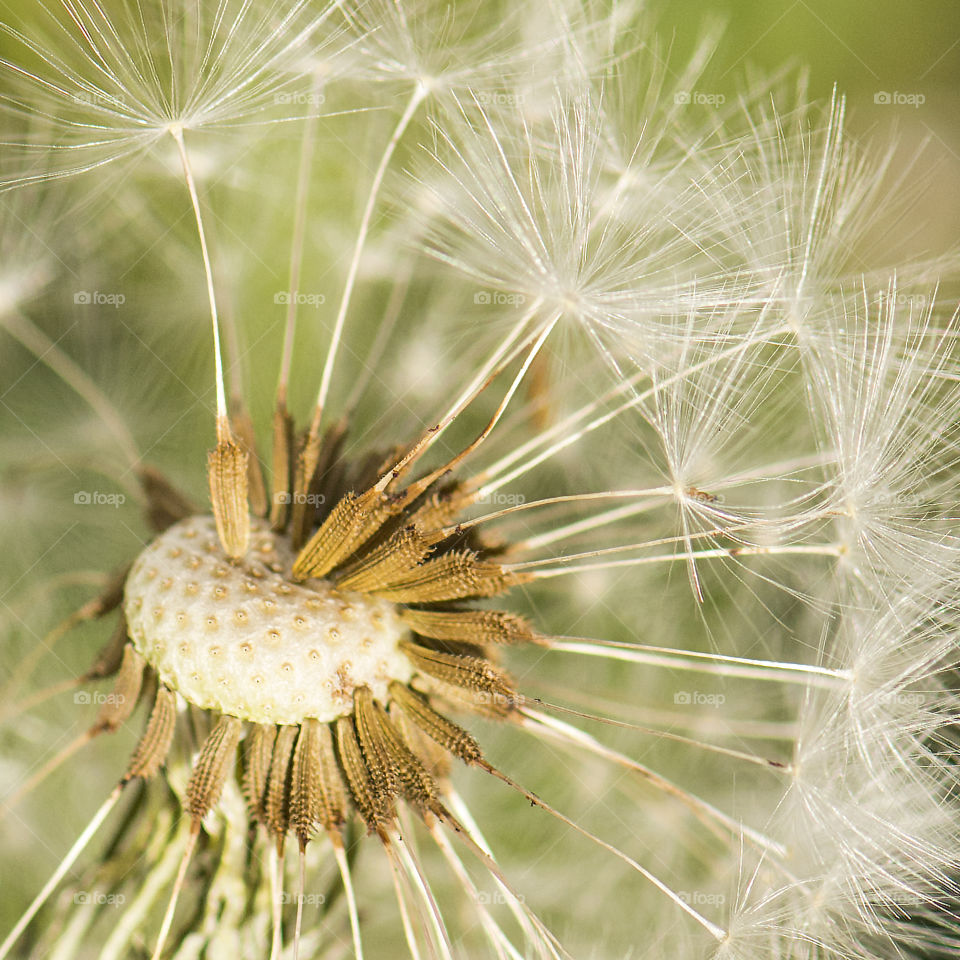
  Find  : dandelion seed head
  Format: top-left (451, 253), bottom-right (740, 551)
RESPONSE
top-left (3, 2), bottom-right (960, 958)
top-left (124, 517), bottom-right (413, 724)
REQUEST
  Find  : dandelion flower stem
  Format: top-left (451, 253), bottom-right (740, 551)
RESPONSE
top-left (294, 847), bottom-right (306, 960)
top-left (333, 838), bottom-right (365, 960)
top-left (521, 543), bottom-right (844, 579)
top-left (448, 487), bottom-right (675, 535)
top-left (391, 835), bottom-right (453, 959)
top-left (528, 701), bottom-right (791, 772)
top-left (277, 76), bottom-right (322, 409)
top-left (443, 789), bottom-right (559, 957)
top-left (400, 311), bottom-right (560, 501)
top-left (375, 299), bottom-right (545, 491)
top-left (151, 823), bottom-right (199, 960)
top-left (386, 846), bottom-right (422, 960)
top-left (521, 710), bottom-right (787, 858)
top-left (269, 844), bottom-right (284, 960)
top-left (545, 638), bottom-right (851, 686)
top-left (311, 85), bottom-right (426, 434)
top-left (427, 821), bottom-right (525, 960)
top-left (171, 125), bottom-right (229, 438)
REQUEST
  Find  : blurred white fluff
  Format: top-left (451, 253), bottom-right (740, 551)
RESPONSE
top-left (0, 0), bottom-right (348, 187)
top-left (802, 283), bottom-right (960, 599)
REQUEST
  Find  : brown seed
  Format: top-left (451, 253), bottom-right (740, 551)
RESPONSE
top-left (292, 488), bottom-right (389, 580)
top-left (370, 698), bottom-right (440, 815)
top-left (185, 715), bottom-right (244, 823)
top-left (242, 724), bottom-right (277, 823)
top-left (389, 682), bottom-right (484, 767)
top-left (125, 685), bottom-right (177, 781)
top-left (400, 640), bottom-right (518, 705)
top-left (208, 437), bottom-right (251, 559)
top-left (335, 715), bottom-right (383, 830)
top-left (401, 607), bottom-right (539, 645)
top-left (354, 687), bottom-right (400, 816)
top-left (231, 405), bottom-right (268, 519)
top-left (269, 403), bottom-right (294, 532)
top-left (93, 643), bottom-right (145, 733)
top-left (371, 551), bottom-right (526, 603)
top-left (335, 524), bottom-right (434, 593)
top-left (265, 724), bottom-right (299, 844)
top-left (314, 722), bottom-right (348, 832)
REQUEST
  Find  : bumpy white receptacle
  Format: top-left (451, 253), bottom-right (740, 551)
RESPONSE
top-left (124, 516), bottom-right (412, 724)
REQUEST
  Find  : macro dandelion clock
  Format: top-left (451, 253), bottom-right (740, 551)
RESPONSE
top-left (2, 1), bottom-right (960, 958)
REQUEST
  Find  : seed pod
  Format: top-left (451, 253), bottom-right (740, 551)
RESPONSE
top-left (335, 715), bottom-right (384, 831)
top-left (401, 607), bottom-right (538, 645)
top-left (185, 715), bottom-right (244, 823)
top-left (315, 721), bottom-right (348, 833)
top-left (242, 724), bottom-right (277, 823)
top-left (401, 640), bottom-right (518, 704)
top-left (208, 437), bottom-right (250, 558)
top-left (265, 724), bottom-right (299, 843)
top-left (335, 524), bottom-right (435, 592)
top-left (125, 685), bottom-right (177, 781)
top-left (372, 551), bottom-right (525, 603)
top-left (269, 405), bottom-right (294, 531)
top-left (231, 406), bottom-right (267, 519)
top-left (292, 487), bottom-right (389, 580)
top-left (389, 682), bottom-right (484, 767)
top-left (93, 643), bottom-right (145, 733)
top-left (371, 699), bottom-right (440, 815)
top-left (290, 719), bottom-right (322, 848)
top-left (354, 687), bottom-right (400, 819)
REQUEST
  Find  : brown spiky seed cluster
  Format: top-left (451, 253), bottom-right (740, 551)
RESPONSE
top-left (91, 416), bottom-right (541, 854)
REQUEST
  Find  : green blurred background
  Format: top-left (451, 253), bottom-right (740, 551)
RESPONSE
top-left (659, 0), bottom-right (960, 252)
